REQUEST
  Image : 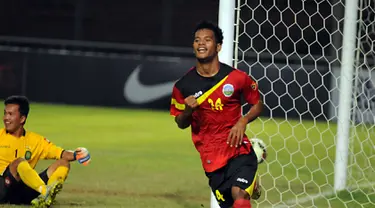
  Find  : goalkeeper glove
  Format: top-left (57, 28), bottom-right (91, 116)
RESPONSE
top-left (74, 147), bottom-right (91, 166)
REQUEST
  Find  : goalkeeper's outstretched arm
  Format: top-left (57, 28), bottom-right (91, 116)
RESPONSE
top-left (61, 150), bottom-right (76, 161)
top-left (61, 148), bottom-right (91, 165)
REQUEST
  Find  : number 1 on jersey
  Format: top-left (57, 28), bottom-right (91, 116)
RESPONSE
top-left (15, 149), bottom-right (18, 158)
top-left (208, 98), bottom-right (223, 111)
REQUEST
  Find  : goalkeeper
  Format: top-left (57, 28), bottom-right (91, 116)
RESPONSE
top-left (0, 95), bottom-right (91, 208)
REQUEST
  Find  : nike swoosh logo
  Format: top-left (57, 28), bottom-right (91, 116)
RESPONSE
top-left (124, 65), bottom-right (177, 104)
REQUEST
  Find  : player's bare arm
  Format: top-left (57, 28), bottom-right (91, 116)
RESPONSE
top-left (61, 150), bottom-right (76, 161)
top-left (227, 100), bottom-right (264, 147)
top-left (243, 100), bottom-right (263, 124)
top-left (175, 95), bottom-right (198, 129)
top-left (61, 148), bottom-right (91, 165)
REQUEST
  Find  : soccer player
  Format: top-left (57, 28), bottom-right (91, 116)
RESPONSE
top-left (170, 21), bottom-right (263, 208)
top-left (0, 95), bottom-right (91, 208)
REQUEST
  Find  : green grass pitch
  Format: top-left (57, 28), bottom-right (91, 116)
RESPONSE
top-left (0, 103), bottom-right (374, 208)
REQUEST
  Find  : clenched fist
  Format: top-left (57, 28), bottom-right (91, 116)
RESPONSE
top-left (184, 95), bottom-right (199, 113)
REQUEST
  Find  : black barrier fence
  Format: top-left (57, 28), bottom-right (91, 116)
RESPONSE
top-left (0, 52), bottom-right (25, 97)
top-left (0, 51), bottom-right (332, 121)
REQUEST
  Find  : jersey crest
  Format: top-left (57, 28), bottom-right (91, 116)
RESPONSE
top-left (25, 150), bottom-right (32, 160)
top-left (222, 84), bottom-right (234, 97)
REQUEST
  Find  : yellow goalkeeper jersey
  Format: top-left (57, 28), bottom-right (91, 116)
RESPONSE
top-left (0, 128), bottom-right (64, 175)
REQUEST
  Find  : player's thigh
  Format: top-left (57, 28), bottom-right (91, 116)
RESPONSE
top-left (210, 186), bottom-right (234, 208)
top-left (230, 152), bottom-right (259, 197)
top-left (0, 166), bottom-right (27, 204)
top-left (232, 166), bottom-right (258, 197)
top-left (208, 152), bottom-right (258, 207)
top-left (0, 176), bottom-right (7, 203)
top-left (206, 168), bottom-right (234, 208)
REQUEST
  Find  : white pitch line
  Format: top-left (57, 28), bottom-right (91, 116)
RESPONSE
top-left (265, 182), bottom-right (375, 208)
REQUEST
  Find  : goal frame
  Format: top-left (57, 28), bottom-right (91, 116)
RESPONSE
top-left (212, 0), bottom-right (361, 207)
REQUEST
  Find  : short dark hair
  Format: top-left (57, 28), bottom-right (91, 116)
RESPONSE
top-left (193, 20), bottom-right (224, 44)
top-left (4, 95), bottom-right (30, 117)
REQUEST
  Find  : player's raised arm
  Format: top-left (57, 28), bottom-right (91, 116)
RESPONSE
top-left (170, 85), bottom-right (198, 129)
top-left (175, 95), bottom-right (199, 129)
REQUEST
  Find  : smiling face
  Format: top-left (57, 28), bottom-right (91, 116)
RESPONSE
top-left (193, 29), bottom-right (222, 63)
top-left (3, 104), bottom-right (25, 133)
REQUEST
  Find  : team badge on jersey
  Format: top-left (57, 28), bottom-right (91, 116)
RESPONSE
top-left (222, 84), bottom-right (234, 97)
top-left (251, 82), bottom-right (257, 90)
top-left (25, 150), bottom-right (32, 160)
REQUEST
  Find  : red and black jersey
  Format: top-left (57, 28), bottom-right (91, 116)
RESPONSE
top-left (170, 63), bottom-right (260, 173)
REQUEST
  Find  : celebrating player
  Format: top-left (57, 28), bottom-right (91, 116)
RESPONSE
top-left (0, 95), bottom-right (91, 208)
top-left (170, 21), bottom-right (263, 208)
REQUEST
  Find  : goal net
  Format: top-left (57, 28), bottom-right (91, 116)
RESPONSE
top-left (231, 0), bottom-right (375, 207)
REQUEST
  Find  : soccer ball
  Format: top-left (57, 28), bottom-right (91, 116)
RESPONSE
top-left (250, 138), bottom-right (267, 164)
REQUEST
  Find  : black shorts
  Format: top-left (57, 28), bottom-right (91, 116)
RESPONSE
top-left (206, 148), bottom-right (258, 208)
top-left (0, 167), bottom-right (49, 205)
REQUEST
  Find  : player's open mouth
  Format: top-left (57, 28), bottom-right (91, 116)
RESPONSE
top-left (197, 48), bottom-right (207, 53)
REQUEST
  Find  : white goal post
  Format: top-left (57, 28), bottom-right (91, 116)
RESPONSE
top-left (213, 0), bottom-right (375, 207)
